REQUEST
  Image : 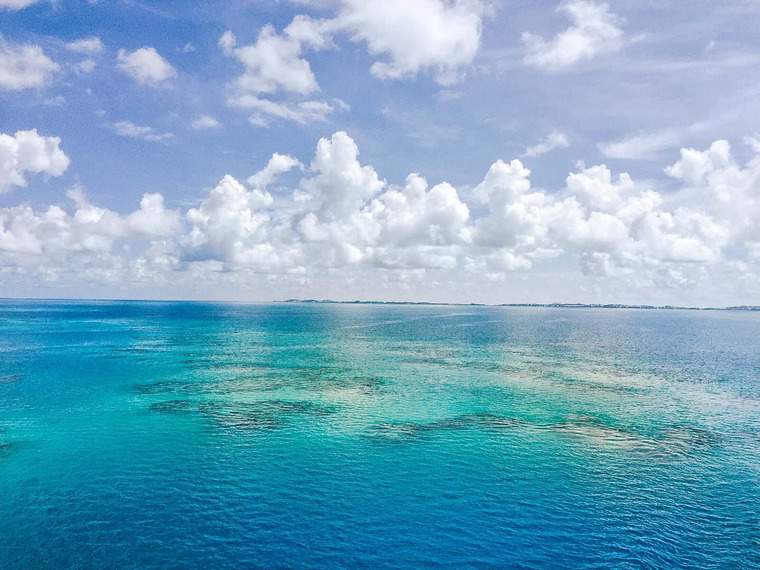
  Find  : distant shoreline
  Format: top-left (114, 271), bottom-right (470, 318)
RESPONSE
top-left (281, 299), bottom-right (760, 312)
top-left (1, 297), bottom-right (759, 312)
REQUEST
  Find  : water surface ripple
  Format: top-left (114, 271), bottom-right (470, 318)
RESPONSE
top-left (1, 301), bottom-right (758, 568)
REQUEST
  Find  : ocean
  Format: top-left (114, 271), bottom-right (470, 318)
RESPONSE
top-left (0, 300), bottom-right (758, 568)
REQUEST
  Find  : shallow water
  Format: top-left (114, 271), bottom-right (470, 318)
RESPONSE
top-left (1, 300), bottom-right (758, 568)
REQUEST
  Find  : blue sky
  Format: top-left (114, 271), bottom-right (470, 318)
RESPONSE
top-left (2, 0), bottom-right (760, 304)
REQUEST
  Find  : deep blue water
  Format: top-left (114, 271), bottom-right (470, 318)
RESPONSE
top-left (0, 300), bottom-right (758, 568)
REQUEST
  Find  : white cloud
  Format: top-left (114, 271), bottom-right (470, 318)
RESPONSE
top-left (126, 193), bottom-right (182, 237)
top-left (368, 174), bottom-right (470, 249)
top-left (743, 134), bottom-right (760, 154)
top-left (228, 94), bottom-right (337, 126)
top-left (599, 129), bottom-right (685, 160)
top-left (4, 130), bottom-right (760, 301)
top-left (0, 39), bottom-right (59, 91)
top-left (183, 174), bottom-right (287, 269)
top-left (174, 132), bottom-right (760, 286)
top-left (221, 1), bottom-right (489, 127)
top-left (299, 131), bottom-right (385, 220)
top-left (0, 0), bottom-right (40, 10)
top-left (0, 129), bottom-right (70, 193)
top-left (191, 115), bottom-right (222, 130)
top-left (472, 158), bottom-right (541, 255)
top-left (248, 153), bottom-right (301, 189)
top-left (0, 188), bottom-right (180, 261)
top-left (218, 30), bottom-right (237, 56)
top-left (221, 17), bottom-right (340, 126)
top-left (522, 0), bottom-right (624, 71)
top-left (111, 121), bottom-right (174, 144)
top-left (116, 47), bottom-right (176, 86)
top-left (665, 140), bottom-right (760, 241)
top-left (664, 140), bottom-right (734, 188)
top-left (65, 37), bottom-right (104, 55)
top-left (220, 17), bottom-right (327, 97)
top-left (334, 0), bottom-right (488, 84)
top-left (75, 58), bottom-right (97, 74)
top-left (523, 130), bottom-right (570, 158)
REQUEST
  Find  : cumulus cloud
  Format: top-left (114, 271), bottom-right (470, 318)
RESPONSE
top-left (3, 130), bottom-right (760, 299)
top-left (369, 174), bottom-right (470, 249)
top-left (334, 0), bottom-right (488, 84)
top-left (743, 135), bottom-right (760, 154)
top-left (191, 115), bottom-right (222, 130)
top-left (523, 130), bottom-right (570, 158)
top-left (0, 38), bottom-right (59, 90)
top-left (220, 17), bottom-right (328, 97)
top-left (65, 37), bottom-right (104, 54)
top-left (298, 131), bottom-right (385, 220)
top-left (248, 153), bottom-right (301, 189)
top-left (0, 187), bottom-right (181, 283)
top-left (0, 191), bottom-right (177, 287)
top-left (175, 131), bottom-right (729, 285)
top-left (126, 193), bottom-right (182, 237)
top-left (183, 174), bottom-right (289, 270)
top-left (111, 121), bottom-right (174, 144)
top-left (220, 18), bottom-right (341, 126)
top-left (665, 140), bottom-right (760, 241)
top-left (117, 47), bottom-right (176, 86)
top-left (472, 158), bottom-right (542, 257)
top-left (0, 129), bottom-right (70, 193)
top-left (0, 0), bottom-right (40, 10)
top-left (522, 0), bottom-right (624, 70)
top-left (221, 1), bottom-right (489, 125)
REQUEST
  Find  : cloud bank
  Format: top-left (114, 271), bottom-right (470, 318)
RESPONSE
top-left (2, 129), bottom-right (760, 301)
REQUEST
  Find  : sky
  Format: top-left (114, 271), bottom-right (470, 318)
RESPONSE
top-left (2, 0), bottom-right (760, 305)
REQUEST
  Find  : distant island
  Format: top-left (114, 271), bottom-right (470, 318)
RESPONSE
top-left (281, 299), bottom-right (760, 312)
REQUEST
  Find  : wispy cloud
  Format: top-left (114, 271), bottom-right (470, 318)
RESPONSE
top-left (111, 121), bottom-right (175, 144)
top-left (523, 131), bottom-right (570, 158)
top-left (65, 37), bottom-right (104, 55)
top-left (598, 124), bottom-right (707, 160)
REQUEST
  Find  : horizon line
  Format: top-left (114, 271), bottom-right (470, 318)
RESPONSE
top-left (0, 295), bottom-right (759, 312)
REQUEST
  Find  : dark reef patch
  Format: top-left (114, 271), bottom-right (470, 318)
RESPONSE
top-left (198, 399), bottom-right (338, 432)
top-left (149, 399), bottom-right (195, 414)
top-left (366, 412), bottom-right (528, 442)
top-left (0, 440), bottom-right (17, 458)
top-left (134, 380), bottom-right (209, 396)
top-left (365, 412), bottom-right (718, 459)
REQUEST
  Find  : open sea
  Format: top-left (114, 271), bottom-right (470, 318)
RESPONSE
top-left (0, 300), bottom-right (758, 569)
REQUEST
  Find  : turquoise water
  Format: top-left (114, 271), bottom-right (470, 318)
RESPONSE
top-left (0, 301), bottom-right (758, 568)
